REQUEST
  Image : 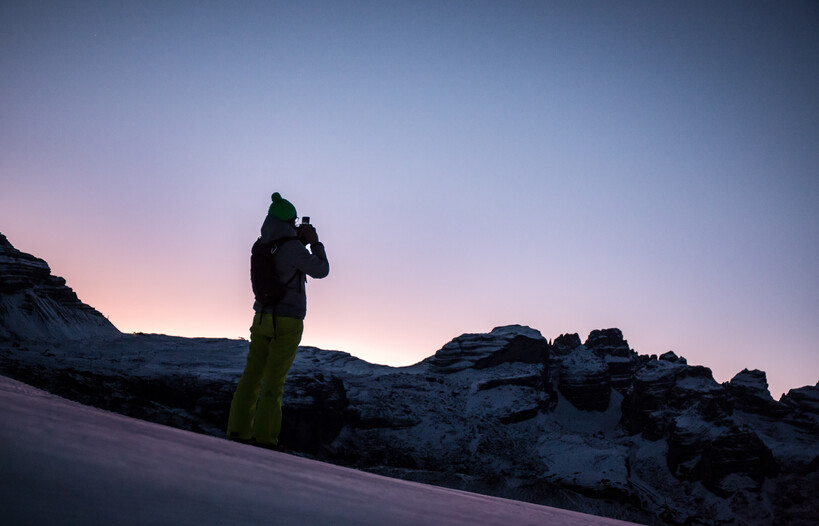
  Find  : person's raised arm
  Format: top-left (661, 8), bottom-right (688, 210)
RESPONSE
top-left (293, 224), bottom-right (329, 279)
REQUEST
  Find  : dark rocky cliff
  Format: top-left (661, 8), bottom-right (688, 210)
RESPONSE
top-left (0, 233), bottom-right (119, 340)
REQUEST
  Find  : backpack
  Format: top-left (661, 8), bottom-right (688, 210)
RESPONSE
top-left (250, 236), bottom-right (300, 310)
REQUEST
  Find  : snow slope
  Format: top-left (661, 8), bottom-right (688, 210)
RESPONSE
top-left (4, 330), bottom-right (818, 524)
top-left (0, 375), bottom-right (640, 526)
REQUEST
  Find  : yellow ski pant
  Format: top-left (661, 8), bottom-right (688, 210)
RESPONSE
top-left (227, 313), bottom-right (303, 445)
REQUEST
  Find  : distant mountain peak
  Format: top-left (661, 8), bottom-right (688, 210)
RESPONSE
top-left (488, 324), bottom-right (544, 339)
top-left (423, 324), bottom-right (548, 372)
top-left (0, 232), bottom-right (119, 341)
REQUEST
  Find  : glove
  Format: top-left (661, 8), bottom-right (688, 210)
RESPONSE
top-left (298, 224), bottom-right (320, 245)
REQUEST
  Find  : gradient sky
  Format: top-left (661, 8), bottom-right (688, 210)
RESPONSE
top-left (2, 1), bottom-right (817, 398)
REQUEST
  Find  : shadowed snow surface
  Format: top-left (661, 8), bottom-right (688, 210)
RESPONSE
top-left (0, 375), bottom-right (639, 526)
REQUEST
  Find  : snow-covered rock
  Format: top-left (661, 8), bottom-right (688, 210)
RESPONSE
top-left (552, 332), bottom-right (582, 355)
top-left (780, 383), bottom-right (819, 425)
top-left (584, 329), bottom-right (640, 391)
top-left (728, 369), bottom-right (772, 396)
top-left (724, 369), bottom-right (789, 421)
top-left (1, 240), bottom-right (817, 525)
top-left (422, 325), bottom-right (548, 372)
top-left (0, 233), bottom-right (119, 340)
top-left (620, 358), bottom-right (685, 438)
top-left (558, 347), bottom-right (611, 411)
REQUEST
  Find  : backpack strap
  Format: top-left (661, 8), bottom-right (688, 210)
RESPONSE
top-left (272, 235), bottom-right (302, 288)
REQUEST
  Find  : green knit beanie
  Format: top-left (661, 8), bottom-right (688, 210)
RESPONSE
top-left (267, 192), bottom-right (297, 221)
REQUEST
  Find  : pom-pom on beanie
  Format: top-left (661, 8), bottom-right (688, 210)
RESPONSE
top-left (268, 192), bottom-right (297, 221)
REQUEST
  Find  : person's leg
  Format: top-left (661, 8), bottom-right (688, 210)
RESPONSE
top-left (226, 313), bottom-right (274, 440)
top-left (252, 316), bottom-right (303, 446)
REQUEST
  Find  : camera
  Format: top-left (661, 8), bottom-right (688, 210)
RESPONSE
top-left (301, 216), bottom-right (310, 225)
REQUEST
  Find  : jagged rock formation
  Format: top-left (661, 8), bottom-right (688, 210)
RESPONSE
top-left (585, 328), bottom-right (641, 390)
top-left (724, 369), bottom-right (789, 419)
top-left (0, 240), bottom-right (817, 525)
top-left (552, 332), bottom-right (582, 355)
top-left (781, 383), bottom-right (819, 422)
top-left (0, 233), bottom-right (119, 340)
top-left (557, 346), bottom-right (611, 411)
top-left (422, 325), bottom-right (549, 372)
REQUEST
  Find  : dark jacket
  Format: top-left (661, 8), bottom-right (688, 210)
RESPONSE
top-left (253, 215), bottom-right (329, 319)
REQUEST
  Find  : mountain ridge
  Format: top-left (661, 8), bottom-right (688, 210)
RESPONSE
top-left (0, 232), bottom-right (119, 340)
top-left (1, 232), bottom-right (818, 525)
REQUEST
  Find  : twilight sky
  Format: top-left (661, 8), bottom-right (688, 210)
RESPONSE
top-left (1, 1), bottom-right (817, 398)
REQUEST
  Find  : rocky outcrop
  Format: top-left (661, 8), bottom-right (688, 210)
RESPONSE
top-left (557, 347), bottom-right (610, 411)
top-left (423, 325), bottom-right (548, 372)
top-left (781, 384), bottom-right (819, 419)
top-left (620, 358), bottom-right (684, 438)
top-left (0, 233), bottom-right (119, 340)
top-left (667, 414), bottom-right (777, 495)
top-left (659, 351), bottom-right (686, 364)
top-left (552, 329), bottom-right (640, 410)
top-left (699, 425), bottom-right (778, 492)
top-left (584, 328), bottom-right (639, 391)
top-left (727, 368), bottom-right (772, 397)
top-left (724, 369), bottom-right (789, 419)
top-left (0, 237), bottom-right (816, 526)
top-left (552, 332), bottom-right (581, 355)
top-left (780, 384), bottom-right (819, 432)
top-left (619, 358), bottom-right (784, 500)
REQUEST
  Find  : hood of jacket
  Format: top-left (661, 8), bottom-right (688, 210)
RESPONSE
top-left (260, 214), bottom-right (298, 243)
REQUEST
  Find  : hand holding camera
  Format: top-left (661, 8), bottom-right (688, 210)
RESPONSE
top-left (297, 217), bottom-right (319, 245)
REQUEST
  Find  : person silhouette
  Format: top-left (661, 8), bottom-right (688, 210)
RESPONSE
top-left (227, 192), bottom-right (329, 448)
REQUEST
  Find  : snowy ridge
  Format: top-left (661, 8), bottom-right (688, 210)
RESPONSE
top-left (3, 329), bottom-right (818, 525)
top-left (423, 325), bottom-right (546, 372)
top-left (2, 236), bottom-right (818, 525)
